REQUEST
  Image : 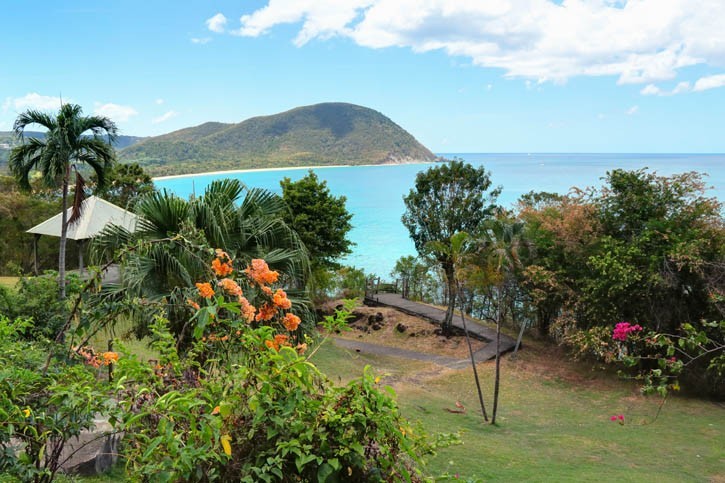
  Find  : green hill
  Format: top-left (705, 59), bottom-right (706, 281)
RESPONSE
top-left (120, 103), bottom-right (437, 176)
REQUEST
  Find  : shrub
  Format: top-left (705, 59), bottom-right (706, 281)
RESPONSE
top-left (115, 252), bottom-right (438, 481)
top-left (0, 315), bottom-right (116, 482)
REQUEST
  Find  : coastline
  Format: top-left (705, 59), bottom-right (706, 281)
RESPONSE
top-left (151, 160), bottom-right (435, 181)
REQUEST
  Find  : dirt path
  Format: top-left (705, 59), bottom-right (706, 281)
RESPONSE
top-left (332, 337), bottom-right (494, 369)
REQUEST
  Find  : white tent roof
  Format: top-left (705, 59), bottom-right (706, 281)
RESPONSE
top-left (27, 196), bottom-right (138, 240)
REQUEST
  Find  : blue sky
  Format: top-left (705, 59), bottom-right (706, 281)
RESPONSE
top-left (2, 0), bottom-right (725, 152)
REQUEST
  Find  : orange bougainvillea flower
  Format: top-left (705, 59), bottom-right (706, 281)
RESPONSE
top-left (212, 258), bottom-right (234, 277)
top-left (211, 405), bottom-right (221, 415)
top-left (272, 289), bottom-right (292, 310)
top-left (255, 302), bottom-right (277, 322)
top-left (186, 299), bottom-right (200, 310)
top-left (274, 334), bottom-right (290, 347)
top-left (296, 342), bottom-right (308, 355)
top-left (261, 285), bottom-right (273, 296)
top-left (101, 351), bottom-right (119, 365)
top-left (265, 339), bottom-right (278, 351)
top-left (244, 259), bottom-right (279, 285)
top-left (283, 313), bottom-right (301, 331)
top-left (196, 282), bottom-right (215, 299)
top-left (238, 296), bottom-right (256, 323)
top-left (212, 249), bottom-right (234, 277)
top-left (218, 278), bottom-right (243, 297)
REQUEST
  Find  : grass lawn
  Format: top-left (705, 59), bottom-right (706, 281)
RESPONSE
top-left (0, 276), bottom-right (19, 289)
top-left (312, 339), bottom-right (725, 482)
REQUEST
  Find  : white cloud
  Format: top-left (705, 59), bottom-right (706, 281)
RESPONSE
top-left (2, 93), bottom-right (68, 112)
top-left (230, 0), bottom-right (725, 85)
top-left (206, 13), bottom-right (227, 33)
top-left (191, 37), bottom-right (212, 44)
top-left (93, 102), bottom-right (138, 122)
top-left (152, 110), bottom-right (178, 124)
top-left (640, 84), bottom-right (662, 96)
top-left (693, 73), bottom-right (725, 92)
top-left (626, 105), bottom-right (639, 115)
top-left (155, 98), bottom-right (165, 105)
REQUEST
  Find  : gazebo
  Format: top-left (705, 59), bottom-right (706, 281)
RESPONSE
top-left (26, 196), bottom-right (138, 274)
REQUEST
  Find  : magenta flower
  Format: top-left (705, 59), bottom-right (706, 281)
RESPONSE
top-left (612, 322), bottom-right (643, 341)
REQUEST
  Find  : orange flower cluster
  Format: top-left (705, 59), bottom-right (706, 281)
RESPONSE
top-left (101, 351), bottom-right (119, 365)
top-left (245, 259), bottom-right (279, 285)
top-left (272, 289), bottom-right (292, 309)
top-left (186, 299), bottom-right (200, 310)
top-left (196, 282), bottom-right (215, 299)
top-left (255, 302), bottom-right (277, 322)
top-left (283, 313), bottom-right (301, 331)
top-left (265, 334), bottom-right (290, 351)
top-left (218, 278), bottom-right (243, 297)
top-left (238, 296), bottom-right (257, 322)
top-left (212, 249), bottom-right (234, 277)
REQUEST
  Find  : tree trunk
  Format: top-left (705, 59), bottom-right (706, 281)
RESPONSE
top-left (442, 260), bottom-right (456, 336)
top-left (491, 286), bottom-right (503, 424)
top-left (458, 285), bottom-right (488, 421)
top-left (59, 167), bottom-right (69, 299)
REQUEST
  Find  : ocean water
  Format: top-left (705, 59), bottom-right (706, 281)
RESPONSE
top-left (155, 153), bottom-right (725, 277)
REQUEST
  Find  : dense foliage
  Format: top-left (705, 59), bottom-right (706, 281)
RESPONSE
top-left (120, 103), bottom-right (437, 176)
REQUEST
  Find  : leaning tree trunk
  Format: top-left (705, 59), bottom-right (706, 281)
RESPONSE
top-left (442, 260), bottom-right (456, 336)
top-left (491, 285), bottom-right (503, 424)
top-left (457, 283), bottom-right (488, 421)
top-left (58, 168), bottom-right (69, 299)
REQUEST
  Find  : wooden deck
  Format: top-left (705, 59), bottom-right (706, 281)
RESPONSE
top-left (364, 292), bottom-right (517, 361)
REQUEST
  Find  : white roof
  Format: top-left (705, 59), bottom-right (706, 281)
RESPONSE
top-left (27, 196), bottom-right (138, 240)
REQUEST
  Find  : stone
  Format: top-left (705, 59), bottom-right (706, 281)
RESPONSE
top-left (60, 416), bottom-right (121, 476)
top-left (372, 323), bottom-right (382, 331)
top-left (395, 323), bottom-right (407, 333)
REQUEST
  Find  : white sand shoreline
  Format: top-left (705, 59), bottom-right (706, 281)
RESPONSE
top-left (152, 160), bottom-right (435, 181)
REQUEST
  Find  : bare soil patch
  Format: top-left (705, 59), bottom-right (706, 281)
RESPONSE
top-left (323, 302), bottom-right (486, 359)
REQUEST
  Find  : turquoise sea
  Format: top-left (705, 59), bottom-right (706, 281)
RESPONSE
top-left (155, 153), bottom-right (725, 277)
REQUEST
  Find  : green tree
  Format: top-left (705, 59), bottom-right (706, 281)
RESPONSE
top-left (280, 170), bottom-right (353, 270)
top-left (402, 160), bottom-right (500, 335)
top-left (8, 104), bottom-right (117, 298)
top-left (96, 162), bottom-right (154, 209)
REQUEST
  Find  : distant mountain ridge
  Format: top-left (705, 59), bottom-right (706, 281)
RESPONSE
top-left (0, 131), bottom-right (145, 170)
top-left (120, 103), bottom-right (437, 176)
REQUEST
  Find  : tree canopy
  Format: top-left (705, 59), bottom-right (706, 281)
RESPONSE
top-left (280, 170), bottom-right (353, 270)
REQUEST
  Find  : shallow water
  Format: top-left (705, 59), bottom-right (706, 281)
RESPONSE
top-left (155, 153), bottom-right (725, 277)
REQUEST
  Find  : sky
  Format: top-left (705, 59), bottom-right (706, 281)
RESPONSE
top-left (2, 0), bottom-right (725, 153)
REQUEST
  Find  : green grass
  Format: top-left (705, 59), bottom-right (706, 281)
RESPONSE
top-left (314, 340), bottom-right (725, 482)
top-left (0, 276), bottom-right (19, 289)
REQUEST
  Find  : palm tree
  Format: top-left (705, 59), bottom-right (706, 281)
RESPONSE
top-left (482, 217), bottom-right (526, 424)
top-left (8, 104), bottom-right (117, 298)
top-left (93, 179), bottom-right (311, 345)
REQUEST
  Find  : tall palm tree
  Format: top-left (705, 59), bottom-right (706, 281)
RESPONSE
top-left (92, 179), bottom-right (311, 344)
top-left (8, 104), bottom-right (117, 298)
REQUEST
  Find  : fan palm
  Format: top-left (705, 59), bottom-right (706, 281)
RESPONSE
top-left (93, 179), bottom-right (311, 343)
top-left (8, 104), bottom-right (117, 298)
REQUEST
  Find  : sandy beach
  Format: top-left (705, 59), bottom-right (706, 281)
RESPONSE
top-left (151, 160), bottom-right (435, 181)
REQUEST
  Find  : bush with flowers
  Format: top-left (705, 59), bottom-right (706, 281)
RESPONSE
top-left (560, 317), bottom-right (724, 397)
top-left (113, 250), bottom-right (444, 481)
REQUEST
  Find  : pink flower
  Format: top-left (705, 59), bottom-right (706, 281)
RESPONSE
top-left (610, 415), bottom-right (618, 421)
top-left (618, 414), bottom-right (624, 421)
top-left (612, 322), bottom-right (643, 341)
